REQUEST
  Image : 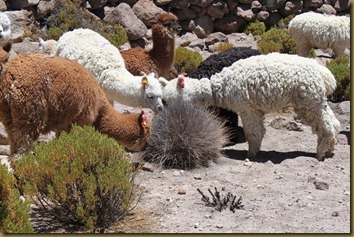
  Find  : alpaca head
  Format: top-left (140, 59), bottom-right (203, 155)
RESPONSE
top-left (150, 13), bottom-right (182, 37)
top-left (141, 72), bottom-right (164, 111)
top-left (0, 41), bottom-right (11, 76)
top-left (0, 12), bottom-right (11, 46)
top-left (39, 38), bottom-right (58, 56)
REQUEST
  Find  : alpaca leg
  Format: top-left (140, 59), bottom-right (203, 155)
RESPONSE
top-left (297, 42), bottom-right (312, 57)
top-left (239, 109), bottom-right (265, 159)
top-left (294, 104), bottom-right (340, 161)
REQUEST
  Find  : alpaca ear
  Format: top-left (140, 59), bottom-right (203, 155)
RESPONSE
top-left (3, 40), bottom-right (12, 53)
top-left (39, 38), bottom-right (45, 48)
top-left (141, 75), bottom-right (148, 88)
top-left (159, 77), bottom-right (169, 87)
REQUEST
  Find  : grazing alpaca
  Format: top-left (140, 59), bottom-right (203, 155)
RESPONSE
top-left (188, 47), bottom-right (261, 145)
top-left (0, 43), bottom-right (151, 158)
top-left (55, 28), bottom-right (164, 111)
top-left (288, 12), bottom-right (350, 58)
top-left (38, 37), bottom-right (57, 56)
top-left (160, 53), bottom-right (340, 161)
top-left (0, 12), bottom-right (11, 46)
top-left (121, 13), bottom-right (182, 80)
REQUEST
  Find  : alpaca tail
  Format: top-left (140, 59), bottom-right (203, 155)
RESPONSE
top-left (320, 66), bottom-right (337, 96)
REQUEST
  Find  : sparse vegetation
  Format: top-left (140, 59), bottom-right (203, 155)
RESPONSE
top-left (13, 125), bottom-right (139, 233)
top-left (326, 55), bottom-right (350, 102)
top-left (214, 42), bottom-right (234, 53)
top-left (0, 164), bottom-right (33, 233)
top-left (174, 46), bottom-right (203, 74)
top-left (244, 20), bottom-right (266, 36)
top-left (142, 100), bottom-right (230, 170)
top-left (42, 0), bottom-right (128, 47)
top-left (258, 27), bottom-right (297, 54)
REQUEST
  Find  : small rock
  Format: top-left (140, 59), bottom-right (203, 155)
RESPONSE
top-left (314, 181), bottom-right (329, 190)
top-left (331, 211), bottom-right (339, 217)
top-left (173, 171), bottom-right (181, 176)
top-left (178, 187), bottom-right (186, 195)
top-left (216, 223), bottom-right (224, 228)
top-left (194, 223), bottom-right (199, 228)
top-left (194, 175), bottom-right (202, 180)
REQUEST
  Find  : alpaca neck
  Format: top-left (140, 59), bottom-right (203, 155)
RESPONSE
top-left (103, 70), bottom-right (144, 107)
top-left (150, 26), bottom-right (175, 68)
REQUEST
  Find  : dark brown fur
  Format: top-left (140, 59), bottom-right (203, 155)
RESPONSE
top-left (0, 45), bottom-right (150, 156)
top-left (121, 13), bottom-right (181, 79)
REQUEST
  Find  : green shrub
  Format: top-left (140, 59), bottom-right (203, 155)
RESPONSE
top-left (214, 42), bottom-right (234, 53)
top-left (0, 164), bottom-right (33, 233)
top-left (326, 55), bottom-right (350, 102)
top-left (142, 100), bottom-right (230, 169)
top-left (43, 0), bottom-right (128, 47)
top-left (258, 27), bottom-right (297, 54)
top-left (275, 15), bottom-right (295, 29)
top-left (244, 20), bottom-right (266, 36)
top-left (13, 125), bottom-right (139, 233)
top-left (174, 46), bottom-right (203, 74)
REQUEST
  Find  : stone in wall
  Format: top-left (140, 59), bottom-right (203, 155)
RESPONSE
top-left (174, 8), bottom-right (197, 21)
top-left (132, 0), bottom-right (166, 27)
top-left (0, 0), bottom-right (6, 10)
top-left (214, 14), bottom-right (247, 34)
top-left (9, 0), bottom-right (40, 9)
top-left (279, 0), bottom-right (303, 16)
top-left (104, 3), bottom-right (147, 40)
top-left (189, 15), bottom-right (214, 38)
top-left (235, 4), bottom-right (256, 21)
top-left (5, 10), bottom-right (36, 43)
top-left (303, 0), bottom-right (323, 8)
top-left (88, 0), bottom-right (107, 10)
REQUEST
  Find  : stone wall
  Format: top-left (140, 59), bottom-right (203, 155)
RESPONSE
top-left (0, 0), bottom-right (350, 41)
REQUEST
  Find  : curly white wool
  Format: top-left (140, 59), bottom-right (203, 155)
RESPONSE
top-left (56, 28), bottom-right (164, 111)
top-left (160, 53), bottom-right (340, 160)
top-left (288, 12), bottom-right (350, 57)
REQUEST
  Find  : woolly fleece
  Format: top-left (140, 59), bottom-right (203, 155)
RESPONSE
top-left (0, 12), bottom-right (11, 46)
top-left (160, 53), bottom-right (340, 160)
top-left (0, 52), bottom-right (151, 155)
top-left (288, 12), bottom-right (350, 57)
top-left (56, 28), bottom-right (164, 111)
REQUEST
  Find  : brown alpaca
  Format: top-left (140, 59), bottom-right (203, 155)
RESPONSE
top-left (0, 43), bottom-right (151, 158)
top-left (121, 13), bottom-right (181, 79)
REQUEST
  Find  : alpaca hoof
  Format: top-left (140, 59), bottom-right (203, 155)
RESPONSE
top-left (246, 151), bottom-right (257, 159)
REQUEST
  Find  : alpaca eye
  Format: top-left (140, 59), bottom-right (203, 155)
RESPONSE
top-left (147, 95), bottom-right (154, 99)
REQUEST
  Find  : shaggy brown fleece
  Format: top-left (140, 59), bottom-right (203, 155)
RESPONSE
top-left (0, 45), bottom-right (150, 156)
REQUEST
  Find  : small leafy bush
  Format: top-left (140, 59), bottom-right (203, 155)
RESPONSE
top-left (326, 55), bottom-right (350, 102)
top-left (13, 125), bottom-right (139, 233)
top-left (174, 46), bottom-right (203, 74)
top-left (258, 27), bottom-right (297, 54)
top-left (244, 20), bottom-right (266, 36)
top-left (0, 164), bottom-right (33, 233)
top-left (275, 15), bottom-right (295, 29)
top-left (142, 100), bottom-right (230, 170)
top-left (214, 42), bottom-right (234, 53)
top-left (43, 0), bottom-right (128, 47)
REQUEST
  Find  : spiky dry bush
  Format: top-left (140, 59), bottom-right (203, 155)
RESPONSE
top-left (142, 101), bottom-right (230, 169)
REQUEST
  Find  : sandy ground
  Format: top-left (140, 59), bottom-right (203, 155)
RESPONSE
top-left (104, 101), bottom-right (351, 234)
top-left (0, 101), bottom-right (350, 234)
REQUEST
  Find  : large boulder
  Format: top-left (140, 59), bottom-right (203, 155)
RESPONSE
top-left (9, 0), bottom-right (40, 9)
top-left (103, 3), bottom-right (147, 41)
top-left (132, 0), bottom-right (166, 27)
top-left (5, 10), bottom-right (36, 43)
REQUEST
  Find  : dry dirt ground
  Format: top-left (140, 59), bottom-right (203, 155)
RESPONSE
top-left (0, 100), bottom-right (350, 234)
top-left (106, 101), bottom-right (351, 234)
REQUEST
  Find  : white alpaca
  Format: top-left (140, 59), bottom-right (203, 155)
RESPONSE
top-left (38, 37), bottom-right (57, 56)
top-left (55, 28), bottom-right (164, 111)
top-left (160, 53), bottom-right (341, 161)
top-left (0, 12), bottom-right (11, 46)
top-left (288, 12), bottom-right (350, 57)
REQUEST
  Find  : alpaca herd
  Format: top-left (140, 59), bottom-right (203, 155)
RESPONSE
top-left (0, 11), bottom-right (347, 162)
